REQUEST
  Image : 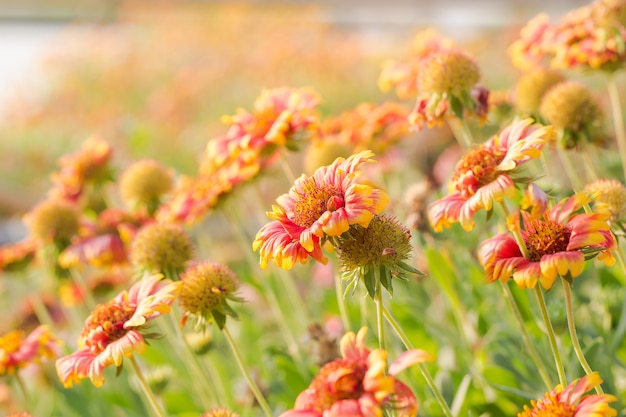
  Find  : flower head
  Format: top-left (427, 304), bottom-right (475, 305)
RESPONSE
top-left (479, 193), bottom-right (616, 290)
top-left (518, 372), bottom-right (617, 417)
top-left (280, 327), bottom-right (433, 417)
top-left (56, 274), bottom-right (179, 387)
top-left (119, 159), bottom-right (173, 214)
top-left (178, 262), bottom-right (243, 330)
top-left (24, 199), bottom-right (80, 246)
top-left (335, 213), bottom-right (423, 297)
top-left (0, 239), bottom-right (37, 274)
top-left (130, 223), bottom-right (193, 280)
top-left (515, 69), bottom-right (565, 116)
top-left (429, 118), bottom-right (553, 232)
top-left (0, 325), bottom-right (60, 376)
top-left (539, 81), bottom-right (604, 148)
top-left (585, 178), bottom-right (626, 223)
top-left (253, 150), bottom-right (389, 270)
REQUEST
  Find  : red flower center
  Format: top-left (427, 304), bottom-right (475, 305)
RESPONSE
top-left (450, 144), bottom-right (507, 197)
top-left (81, 301), bottom-right (136, 353)
top-left (292, 178), bottom-right (343, 228)
top-left (524, 219), bottom-right (572, 262)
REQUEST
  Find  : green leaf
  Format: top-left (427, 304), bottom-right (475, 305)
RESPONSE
top-left (220, 302), bottom-right (240, 320)
top-left (398, 261), bottom-right (425, 275)
top-left (363, 266), bottom-right (377, 299)
top-left (449, 94), bottom-right (464, 119)
top-left (212, 310), bottom-right (227, 330)
top-left (379, 265), bottom-right (394, 296)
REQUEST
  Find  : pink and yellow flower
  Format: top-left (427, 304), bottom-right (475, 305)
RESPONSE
top-left (478, 193), bottom-right (616, 290)
top-left (253, 150), bottom-right (389, 270)
top-left (0, 325), bottom-right (60, 376)
top-left (518, 372), bottom-right (616, 417)
top-left (280, 327), bottom-right (433, 417)
top-left (429, 118), bottom-right (553, 231)
top-left (56, 274), bottom-right (179, 387)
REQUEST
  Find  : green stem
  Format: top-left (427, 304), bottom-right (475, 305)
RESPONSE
top-left (14, 372), bottom-right (30, 411)
top-left (561, 277), bottom-right (603, 394)
top-left (70, 269), bottom-right (97, 311)
top-left (499, 281), bottom-right (553, 390)
top-left (382, 305), bottom-right (454, 417)
top-left (534, 286), bottom-right (567, 387)
top-left (222, 326), bottom-right (274, 417)
top-left (448, 118), bottom-right (473, 149)
top-left (374, 279), bottom-right (385, 351)
top-left (279, 149), bottom-right (298, 184)
top-left (335, 271), bottom-right (351, 331)
top-left (556, 145), bottom-right (582, 191)
top-left (606, 75), bottom-right (626, 182)
top-left (129, 356), bottom-right (167, 417)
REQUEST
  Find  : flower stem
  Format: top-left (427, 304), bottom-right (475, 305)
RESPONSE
top-left (14, 372), bottom-right (30, 411)
top-left (222, 326), bottom-right (274, 417)
top-left (499, 281), bottom-right (553, 390)
top-left (448, 118), bottom-right (473, 149)
top-left (335, 271), bottom-right (351, 331)
top-left (129, 356), bottom-right (167, 417)
top-left (374, 279), bottom-right (385, 351)
top-left (606, 74), bottom-right (626, 181)
top-left (279, 149), bottom-right (298, 184)
top-left (556, 145), bottom-right (582, 191)
top-left (561, 276), bottom-right (603, 394)
top-left (533, 286), bottom-right (567, 387)
top-left (382, 305), bottom-right (454, 417)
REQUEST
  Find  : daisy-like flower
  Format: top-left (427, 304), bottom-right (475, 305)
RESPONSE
top-left (253, 150), bottom-right (389, 270)
top-left (280, 327), bottom-right (433, 417)
top-left (518, 372), bottom-right (617, 417)
top-left (0, 325), bottom-right (60, 376)
top-left (201, 408), bottom-right (240, 417)
top-left (56, 274), bottom-right (179, 387)
top-left (478, 193), bottom-right (616, 290)
top-left (429, 118), bottom-right (553, 232)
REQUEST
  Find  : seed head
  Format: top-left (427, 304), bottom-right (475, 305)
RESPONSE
top-left (417, 50), bottom-right (480, 95)
top-left (515, 69), bottom-right (565, 115)
top-left (25, 200), bottom-right (79, 244)
top-left (119, 159), bottom-right (173, 212)
top-left (130, 223), bottom-right (193, 279)
top-left (585, 178), bottom-right (626, 223)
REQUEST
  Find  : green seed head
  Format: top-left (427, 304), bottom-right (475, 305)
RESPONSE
top-left (130, 223), bottom-right (193, 277)
top-left (515, 69), bottom-right (566, 115)
top-left (417, 50), bottom-right (480, 95)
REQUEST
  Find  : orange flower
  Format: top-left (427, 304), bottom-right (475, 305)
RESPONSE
top-left (279, 327), bottom-right (433, 417)
top-left (253, 150), bottom-right (389, 270)
top-left (478, 193), bottom-right (616, 290)
top-left (0, 239), bottom-right (37, 274)
top-left (0, 325), bottom-right (60, 376)
top-left (56, 274), bottom-right (179, 387)
top-left (429, 118), bottom-right (552, 231)
top-left (518, 372), bottom-right (616, 417)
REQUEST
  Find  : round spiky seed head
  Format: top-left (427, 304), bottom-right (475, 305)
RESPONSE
top-left (539, 81), bottom-right (603, 133)
top-left (130, 223), bottom-right (193, 277)
top-left (119, 159), bottom-right (173, 209)
top-left (515, 69), bottom-right (566, 115)
top-left (178, 262), bottom-right (240, 316)
top-left (585, 178), bottom-right (626, 222)
top-left (417, 50), bottom-right (480, 95)
top-left (25, 200), bottom-right (79, 244)
top-left (335, 213), bottom-right (413, 271)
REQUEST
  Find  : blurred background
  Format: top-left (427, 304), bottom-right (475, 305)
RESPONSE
top-left (0, 0), bottom-right (589, 243)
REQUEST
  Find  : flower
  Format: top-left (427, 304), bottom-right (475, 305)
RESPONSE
top-left (279, 327), bottom-right (433, 417)
top-left (335, 213), bottom-right (423, 297)
top-left (253, 150), bottom-right (389, 270)
top-left (24, 199), bottom-right (80, 245)
top-left (0, 325), bottom-right (60, 376)
top-left (130, 222), bottom-right (194, 279)
top-left (584, 178), bottom-right (626, 223)
top-left (478, 193), bottom-right (616, 290)
top-left (56, 274), bottom-right (179, 387)
top-left (539, 81), bottom-right (604, 148)
top-left (514, 68), bottom-right (565, 116)
top-left (119, 159), bottom-right (173, 213)
top-left (0, 239), bottom-right (37, 274)
top-left (518, 372), bottom-right (617, 417)
top-left (178, 262), bottom-right (243, 330)
top-left (429, 118), bottom-right (553, 232)
top-left (409, 49), bottom-right (485, 132)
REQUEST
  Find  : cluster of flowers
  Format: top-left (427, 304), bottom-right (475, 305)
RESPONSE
top-left (2, 0), bottom-right (626, 416)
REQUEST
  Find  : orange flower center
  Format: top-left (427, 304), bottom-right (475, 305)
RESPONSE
top-left (0, 330), bottom-right (24, 355)
top-left (524, 219), bottom-right (572, 262)
top-left (518, 394), bottom-right (576, 417)
top-left (292, 178), bottom-right (343, 228)
top-left (451, 145), bottom-right (507, 197)
top-left (81, 301), bottom-right (136, 353)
